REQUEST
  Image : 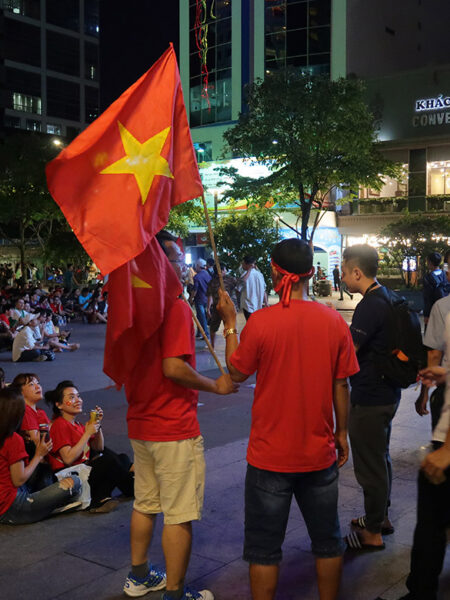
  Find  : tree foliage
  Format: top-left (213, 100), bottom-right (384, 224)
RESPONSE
top-left (213, 208), bottom-right (281, 288)
top-left (379, 214), bottom-right (450, 276)
top-left (222, 71), bottom-right (400, 240)
top-left (0, 133), bottom-right (63, 276)
top-left (167, 198), bottom-right (205, 237)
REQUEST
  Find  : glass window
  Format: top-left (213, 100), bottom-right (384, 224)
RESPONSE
top-left (4, 19), bottom-right (40, 67)
top-left (85, 85), bottom-right (99, 123)
top-left (216, 43), bottom-right (231, 70)
top-left (265, 3), bottom-right (286, 34)
top-left (47, 77), bottom-right (80, 121)
top-left (190, 53), bottom-right (201, 78)
top-left (84, 0), bottom-right (99, 36)
top-left (84, 41), bottom-right (99, 81)
top-left (266, 31), bottom-right (286, 62)
top-left (5, 68), bottom-right (41, 97)
top-left (4, 115), bottom-right (22, 129)
top-left (46, 0), bottom-right (80, 31)
top-left (194, 142), bottom-right (213, 162)
top-left (47, 123), bottom-right (62, 134)
top-left (309, 0), bottom-right (331, 27)
top-left (215, 69), bottom-right (232, 121)
top-left (26, 119), bottom-right (41, 131)
top-left (286, 2), bottom-right (307, 28)
top-left (308, 26), bottom-right (330, 53)
top-left (286, 29), bottom-right (307, 56)
top-left (285, 54), bottom-right (308, 68)
top-left (12, 92), bottom-right (41, 114)
top-left (47, 31), bottom-right (80, 76)
top-left (2, 0), bottom-right (40, 18)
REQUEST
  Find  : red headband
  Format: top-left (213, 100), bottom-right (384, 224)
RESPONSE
top-left (271, 259), bottom-right (314, 306)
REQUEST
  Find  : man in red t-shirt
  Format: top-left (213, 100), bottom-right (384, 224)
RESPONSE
top-left (123, 231), bottom-right (238, 600)
top-left (217, 238), bottom-right (359, 600)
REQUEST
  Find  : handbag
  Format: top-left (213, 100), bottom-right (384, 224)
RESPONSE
top-left (55, 463), bottom-right (92, 509)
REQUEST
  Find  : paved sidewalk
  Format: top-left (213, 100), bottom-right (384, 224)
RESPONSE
top-left (0, 316), bottom-right (449, 600)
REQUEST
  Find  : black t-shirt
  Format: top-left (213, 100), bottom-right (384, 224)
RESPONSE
top-left (350, 286), bottom-right (401, 406)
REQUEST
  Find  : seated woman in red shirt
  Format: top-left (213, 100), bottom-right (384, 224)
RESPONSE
top-left (45, 380), bottom-right (134, 513)
top-left (0, 386), bottom-right (81, 525)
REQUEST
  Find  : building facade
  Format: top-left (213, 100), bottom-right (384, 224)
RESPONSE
top-left (0, 0), bottom-right (100, 139)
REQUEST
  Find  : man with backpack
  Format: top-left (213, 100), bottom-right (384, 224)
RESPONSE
top-left (422, 251), bottom-right (450, 326)
top-left (341, 245), bottom-right (403, 552)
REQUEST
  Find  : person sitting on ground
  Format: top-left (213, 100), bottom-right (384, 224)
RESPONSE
top-left (84, 290), bottom-right (107, 324)
top-left (12, 313), bottom-right (52, 362)
top-left (45, 381), bottom-right (134, 513)
top-left (49, 296), bottom-right (69, 326)
top-left (0, 386), bottom-right (81, 525)
top-left (9, 298), bottom-right (31, 329)
top-left (78, 287), bottom-right (93, 317)
top-left (0, 305), bottom-right (15, 351)
top-left (206, 263), bottom-right (237, 349)
top-left (39, 311), bottom-right (79, 352)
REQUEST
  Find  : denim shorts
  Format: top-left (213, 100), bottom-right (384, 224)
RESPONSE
top-left (244, 462), bottom-right (344, 565)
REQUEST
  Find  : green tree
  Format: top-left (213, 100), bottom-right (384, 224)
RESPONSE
top-left (222, 71), bottom-right (400, 241)
top-left (379, 214), bottom-right (450, 280)
top-left (0, 133), bottom-right (63, 279)
top-left (167, 198), bottom-right (205, 237)
top-left (213, 207), bottom-right (281, 288)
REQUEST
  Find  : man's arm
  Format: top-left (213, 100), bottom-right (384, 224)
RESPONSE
top-left (217, 289), bottom-right (250, 383)
top-left (416, 349), bottom-right (443, 416)
top-left (421, 424), bottom-right (450, 484)
top-left (333, 378), bottom-right (350, 468)
top-left (162, 357), bottom-right (238, 394)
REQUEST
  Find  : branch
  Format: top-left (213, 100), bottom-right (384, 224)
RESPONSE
top-left (274, 213), bottom-right (300, 236)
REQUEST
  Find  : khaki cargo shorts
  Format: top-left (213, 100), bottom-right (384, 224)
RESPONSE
top-left (130, 435), bottom-right (205, 525)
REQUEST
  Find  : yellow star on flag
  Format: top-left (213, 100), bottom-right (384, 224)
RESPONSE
top-left (101, 122), bottom-right (174, 205)
top-left (131, 274), bottom-right (152, 289)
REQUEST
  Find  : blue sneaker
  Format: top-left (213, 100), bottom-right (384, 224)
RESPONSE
top-left (123, 566), bottom-right (166, 597)
top-left (163, 587), bottom-right (214, 600)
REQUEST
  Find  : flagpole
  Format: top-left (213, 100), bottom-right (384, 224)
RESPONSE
top-left (184, 298), bottom-right (227, 376)
top-left (201, 193), bottom-right (225, 290)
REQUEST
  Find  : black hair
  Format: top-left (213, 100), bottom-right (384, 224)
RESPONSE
top-left (271, 238), bottom-right (313, 276)
top-left (206, 258), bottom-right (215, 266)
top-left (343, 244), bottom-right (379, 278)
top-left (45, 380), bottom-right (77, 419)
top-left (12, 373), bottom-right (40, 389)
top-left (427, 252), bottom-right (442, 267)
top-left (0, 386), bottom-right (25, 449)
top-left (81, 287), bottom-right (89, 295)
top-left (243, 255), bottom-right (256, 265)
top-left (156, 230), bottom-right (178, 257)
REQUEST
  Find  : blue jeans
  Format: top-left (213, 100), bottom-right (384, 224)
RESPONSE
top-left (195, 302), bottom-right (209, 339)
top-left (0, 475), bottom-right (81, 525)
top-left (244, 463), bottom-right (344, 564)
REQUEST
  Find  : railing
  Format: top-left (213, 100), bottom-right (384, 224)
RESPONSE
top-left (356, 195), bottom-right (450, 214)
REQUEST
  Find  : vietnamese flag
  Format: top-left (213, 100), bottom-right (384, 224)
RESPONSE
top-left (103, 236), bottom-right (182, 386)
top-left (46, 44), bottom-right (203, 275)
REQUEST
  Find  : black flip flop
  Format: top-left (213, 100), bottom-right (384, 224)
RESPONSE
top-left (345, 531), bottom-right (386, 553)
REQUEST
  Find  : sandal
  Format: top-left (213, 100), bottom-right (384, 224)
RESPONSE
top-left (345, 531), bottom-right (385, 553)
top-left (351, 515), bottom-right (394, 535)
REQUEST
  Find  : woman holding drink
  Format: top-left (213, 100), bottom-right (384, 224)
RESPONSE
top-left (45, 380), bottom-right (134, 513)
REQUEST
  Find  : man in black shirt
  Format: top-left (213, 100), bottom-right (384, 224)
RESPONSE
top-left (341, 244), bottom-right (401, 552)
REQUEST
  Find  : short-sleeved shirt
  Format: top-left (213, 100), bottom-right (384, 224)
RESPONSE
top-left (0, 433), bottom-right (28, 515)
top-left (230, 300), bottom-right (359, 473)
top-left (21, 405), bottom-right (50, 433)
top-left (193, 270), bottom-right (212, 305)
top-left (12, 326), bottom-right (36, 362)
top-left (423, 294), bottom-right (450, 370)
top-left (48, 416), bottom-right (90, 471)
top-left (434, 312), bottom-right (450, 443)
top-left (240, 269), bottom-right (266, 313)
top-left (125, 298), bottom-right (200, 442)
top-left (349, 286), bottom-right (401, 406)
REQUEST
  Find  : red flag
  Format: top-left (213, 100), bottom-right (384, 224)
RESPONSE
top-left (103, 236), bottom-right (182, 386)
top-left (46, 45), bottom-right (203, 275)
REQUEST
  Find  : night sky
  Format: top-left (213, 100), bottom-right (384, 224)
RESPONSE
top-left (99, 1), bottom-right (180, 111)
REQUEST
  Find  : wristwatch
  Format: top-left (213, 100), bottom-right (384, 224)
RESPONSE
top-left (223, 328), bottom-right (238, 338)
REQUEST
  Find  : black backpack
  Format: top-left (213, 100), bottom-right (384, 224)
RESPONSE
top-left (373, 288), bottom-right (426, 389)
top-left (426, 271), bottom-right (450, 304)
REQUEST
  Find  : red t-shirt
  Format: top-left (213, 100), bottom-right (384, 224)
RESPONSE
top-left (125, 299), bottom-right (200, 441)
top-left (230, 300), bottom-right (359, 473)
top-left (21, 405), bottom-right (50, 433)
top-left (0, 433), bottom-right (28, 515)
top-left (0, 314), bottom-right (10, 326)
top-left (48, 416), bottom-right (90, 471)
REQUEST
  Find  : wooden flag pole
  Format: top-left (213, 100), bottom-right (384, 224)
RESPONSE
top-left (201, 193), bottom-right (225, 290)
top-left (184, 298), bottom-right (226, 376)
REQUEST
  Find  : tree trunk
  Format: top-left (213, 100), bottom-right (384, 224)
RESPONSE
top-left (19, 220), bottom-right (26, 286)
top-left (299, 184), bottom-right (310, 241)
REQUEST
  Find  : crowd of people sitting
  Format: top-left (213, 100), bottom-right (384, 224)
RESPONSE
top-left (0, 265), bottom-right (108, 362)
top-left (0, 368), bottom-right (133, 525)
